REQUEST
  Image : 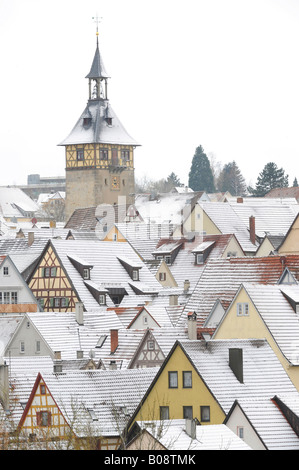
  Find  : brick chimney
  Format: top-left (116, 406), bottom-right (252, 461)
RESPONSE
top-left (249, 216), bottom-right (255, 245)
top-left (188, 312), bottom-right (197, 340)
top-left (110, 329), bottom-right (119, 354)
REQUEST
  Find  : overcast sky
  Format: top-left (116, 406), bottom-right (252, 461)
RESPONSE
top-left (1, 0), bottom-right (299, 189)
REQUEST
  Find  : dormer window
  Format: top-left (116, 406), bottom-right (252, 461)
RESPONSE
top-left (83, 268), bottom-right (90, 280)
top-left (196, 254), bottom-right (204, 264)
top-left (99, 294), bottom-right (106, 305)
top-left (106, 117), bottom-right (112, 125)
top-left (83, 117), bottom-right (92, 127)
top-left (117, 256), bottom-right (142, 281)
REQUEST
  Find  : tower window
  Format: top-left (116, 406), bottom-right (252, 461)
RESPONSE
top-left (100, 149), bottom-right (108, 160)
top-left (77, 148), bottom-right (84, 161)
top-left (83, 117), bottom-right (92, 127)
top-left (121, 149), bottom-right (130, 163)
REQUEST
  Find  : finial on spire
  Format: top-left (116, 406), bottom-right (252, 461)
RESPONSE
top-left (92, 15), bottom-right (102, 45)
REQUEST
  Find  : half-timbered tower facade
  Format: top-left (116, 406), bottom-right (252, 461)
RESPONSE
top-left (59, 31), bottom-right (139, 222)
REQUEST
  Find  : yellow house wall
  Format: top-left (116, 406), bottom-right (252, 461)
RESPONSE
top-left (279, 219), bottom-right (299, 255)
top-left (213, 287), bottom-right (299, 391)
top-left (221, 237), bottom-right (244, 258)
top-left (103, 226), bottom-right (127, 242)
top-left (255, 238), bottom-right (275, 257)
top-left (133, 345), bottom-right (225, 425)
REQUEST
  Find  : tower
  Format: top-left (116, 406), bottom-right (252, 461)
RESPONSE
top-left (59, 26), bottom-right (140, 222)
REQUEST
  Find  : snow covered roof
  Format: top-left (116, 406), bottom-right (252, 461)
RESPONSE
top-left (85, 43), bottom-right (110, 79)
top-left (59, 100), bottom-right (139, 147)
top-left (179, 339), bottom-right (299, 414)
top-left (185, 255), bottom-right (299, 326)
top-left (132, 420), bottom-right (251, 450)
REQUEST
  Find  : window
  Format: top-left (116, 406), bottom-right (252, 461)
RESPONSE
top-left (160, 406), bottom-right (169, 420)
top-left (35, 341), bottom-right (41, 353)
top-left (3, 267), bottom-right (9, 276)
top-left (159, 272), bottom-right (166, 281)
top-left (196, 253), bottom-right (204, 264)
top-left (132, 269), bottom-right (139, 281)
top-left (121, 149), bottom-right (130, 162)
top-left (165, 256), bottom-right (171, 265)
top-left (3, 292), bottom-right (10, 304)
top-left (40, 385), bottom-right (46, 395)
top-left (37, 411), bottom-right (51, 427)
top-left (183, 406), bottom-right (193, 419)
top-left (83, 268), bottom-right (90, 280)
top-left (100, 148), bottom-right (108, 160)
top-left (237, 303), bottom-right (249, 316)
top-left (168, 371), bottom-right (178, 388)
top-left (43, 267), bottom-right (56, 278)
top-left (20, 341), bottom-right (25, 354)
top-left (99, 294), bottom-right (106, 305)
top-left (238, 426), bottom-right (244, 439)
top-left (54, 298), bottom-right (60, 308)
top-left (148, 340), bottom-right (155, 350)
top-left (143, 316), bottom-right (148, 325)
top-left (11, 292), bottom-right (18, 304)
top-left (183, 371), bottom-right (192, 388)
top-left (50, 267), bottom-right (57, 277)
top-left (76, 148), bottom-right (84, 161)
top-left (200, 406), bottom-right (210, 422)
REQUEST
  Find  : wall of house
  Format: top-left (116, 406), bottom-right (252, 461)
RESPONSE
top-left (279, 219), bottom-right (299, 255)
top-left (5, 319), bottom-right (52, 357)
top-left (225, 403), bottom-right (266, 450)
top-left (0, 260), bottom-right (38, 306)
top-left (255, 238), bottom-right (275, 257)
top-left (133, 344), bottom-right (225, 424)
top-left (221, 237), bottom-right (244, 258)
top-left (213, 287), bottom-right (299, 392)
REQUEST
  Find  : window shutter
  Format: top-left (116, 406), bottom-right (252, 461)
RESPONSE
top-left (36, 411), bottom-right (41, 426)
top-left (47, 411), bottom-right (52, 426)
top-left (49, 298), bottom-right (54, 308)
top-left (65, 298), bottom-right (69, 307)
top-left (41, 268), bottom-right (45, 277)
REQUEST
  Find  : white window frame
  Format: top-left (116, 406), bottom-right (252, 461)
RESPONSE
top-left (3, 267), bottom-right (9, 276)
top-left (237, 302), bottom-right (249, 316)
top-left (20, 341), bottom-right (25, 354)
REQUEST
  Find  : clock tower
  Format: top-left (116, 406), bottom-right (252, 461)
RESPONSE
top-left (59, 28), bottom-right (139, 222)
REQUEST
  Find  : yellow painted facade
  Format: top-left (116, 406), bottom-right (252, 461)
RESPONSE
top-left (279, 215), bottom-right (299, 255)
top-left (28, 245), bottom-right (79, 312)
top-left (103, 225), bottom-right (128, 242)
top-left (132, 344), bottom-right (225, 425)
top-left (213, 286), bottom-right (299, 391)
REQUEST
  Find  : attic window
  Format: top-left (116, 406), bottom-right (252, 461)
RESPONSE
top-left (83, 268), bottom-right (90, 280)
top-left (96, 335), bottom-right (107, 348)
top-left (196, 254), bottom-right (204, 264)
top-left (83, 117), bottom-right (92, 127)
top-left (237, 303), bottom-right (249, 316)
top-left (106, 117), bottom-right (112, 125)
top-left (132, 269), bottom-right (139, 281)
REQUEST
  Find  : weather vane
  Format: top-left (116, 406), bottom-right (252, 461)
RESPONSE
top-left (92, 15), bottom-right (102, 38)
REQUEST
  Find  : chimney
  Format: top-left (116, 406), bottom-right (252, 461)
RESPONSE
top-left (184, 280), bottom-right (190, 293)
top-left (237, 197), bottom-right (243, 203)
top-left (0, 360), bottom-right (9, 411)
top-left (249, 216), bottom-right (255, 245)
top-left (229, 348), bottom-right (243, 383)
top-left (185, 418), bottom-right (196, 439)
top-left (169, 295), bottom-right (178, 306)
top-left (188, 312), bottom-right (197, 340)
top-left (28, 232), bottom-right (34, 247)
top-left (109, 360), bottom-right (117, 370)
top-left (110, 329), bottom-right (119, 354)
top-left (75, 302), bottom-right (84, 325)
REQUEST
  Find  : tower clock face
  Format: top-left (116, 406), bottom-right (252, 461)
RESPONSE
top-left (111, 176), bottom-right (120, 190)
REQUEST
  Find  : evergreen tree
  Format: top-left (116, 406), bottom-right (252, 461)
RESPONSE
top-left (251, 162), bottom-right (288, 197)
top-left (293, 177), bottom-right (298, 187)
top-left (188, 146), bottom-right (215, 192)
top-left (216, 161), bottom-right (247, 196)
top-left (166, 172), bottom-right (182, 187)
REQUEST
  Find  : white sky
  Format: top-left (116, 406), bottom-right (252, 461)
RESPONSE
top-left (1, 0), bottom-right (299, 189)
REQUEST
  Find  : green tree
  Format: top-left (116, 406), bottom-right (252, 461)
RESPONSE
top-left (188, 146), bottom-right (215, 192)
top-left (166, 172), bottom-right (182, 188)
top-left (216, 161), bottom-right (247, 196)
top-left (293, 177), bottom-right (298, 187)
top-left (250, 162), bottom-right (288, 197)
